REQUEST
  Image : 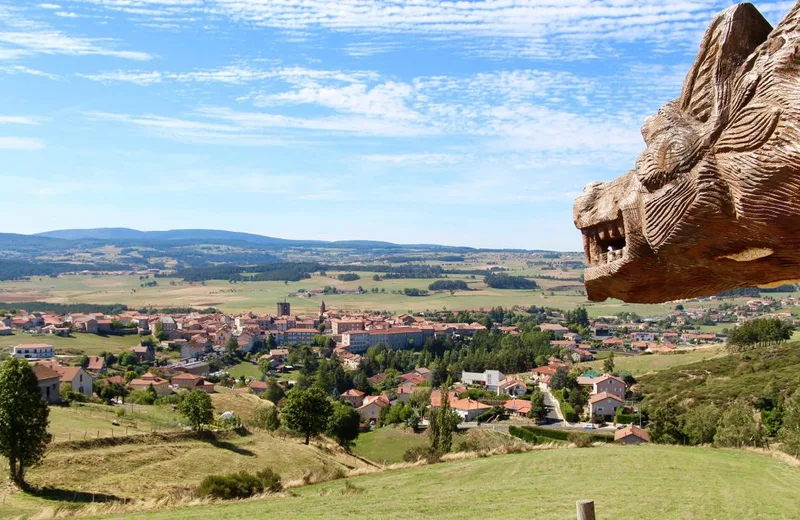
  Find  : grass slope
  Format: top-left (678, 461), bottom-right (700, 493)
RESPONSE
top-left (48, 403), bottom-right (183, 442)
top-left (1, 430), bottom-right (371, 518)
top-left (578, 347), bottom-right (726, 376)
top-left (638, 343), bottom-right (800, 404)
top-left (102, 445), bottom-right (800, 520)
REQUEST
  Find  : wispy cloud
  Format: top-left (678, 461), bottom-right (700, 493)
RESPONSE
top-left (0, 5), bottom-right (151, 61)
top-left (0, 64), bottom-right (60, 79)
top-left (0, 115), bottom-right (40, 125)
top-left (0, 136), bottom-right (44, 150)
top-left (67, 0), bottom-right (778, 60)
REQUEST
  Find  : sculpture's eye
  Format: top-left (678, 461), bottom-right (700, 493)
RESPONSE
top-left (636, 132), bottom-right (700, 192)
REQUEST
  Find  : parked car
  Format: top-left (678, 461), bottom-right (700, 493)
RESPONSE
top-left (583, 424), bottom-right (596, 430)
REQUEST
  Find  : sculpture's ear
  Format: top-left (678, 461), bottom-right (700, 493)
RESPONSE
top-left (680, 3), bottom-right (772, 124)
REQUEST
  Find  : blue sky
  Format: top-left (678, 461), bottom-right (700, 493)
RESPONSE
top-left (1, 0), bottom-right (795, 250)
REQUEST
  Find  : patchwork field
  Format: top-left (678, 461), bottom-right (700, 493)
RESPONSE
top-left (88, 444), bottom-right (800, 520)
top-left (0, 273), bottom-right (753, 316)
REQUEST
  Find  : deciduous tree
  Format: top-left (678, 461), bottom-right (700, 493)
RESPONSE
top-left (0, 358), bottom-right (50, 487)
top-left (180, 390), bottom-right (214, 431)
top-left (280, 387), bottom-right (333, 445)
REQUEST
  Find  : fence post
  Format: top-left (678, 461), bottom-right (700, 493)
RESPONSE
top-left (576, 500), bottom-right (596, 520)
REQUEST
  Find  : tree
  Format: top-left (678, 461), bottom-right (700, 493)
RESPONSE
top-left (179, 390), bottom-right (214, 431)
top-left (714, 402), bottom-right (762, 448)
top-left (778, 388), bottom-right (800, 457)
top-left (225, 336), bottom-right (239, 356)
top-left (0, 358), bottom-right (51, 487)
top-left (98, 381), bottom-right (129, 404)
top-left (550, 366), bottom-right (570, 390)
top-left (603, 352), bottom-right (615, 374)
top-left (429, 385), bottom-right (459, 453)
top-left (263, 378), bottom-right (285, 404)
top-left (528, 389), bottom-right (548, 422)
top-left (647, 402), bottom-right (686, 444)
top-left (683, 403), bottom-right (721, 445)
top-left (327, 402), bottom-right (361, 448)
top-left (153, 321), bottom-right (167, 341)
top-left (280, 387), bottom-right (333, 445)
top-left (252, 406), bottom-right (281, 431)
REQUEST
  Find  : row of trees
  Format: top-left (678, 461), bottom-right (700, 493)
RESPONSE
top-left (727, 318), bottom-right (794, 351)
top-left (646, 391), bottom-right (800, 455)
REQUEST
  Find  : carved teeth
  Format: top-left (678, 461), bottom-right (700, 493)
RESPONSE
top-left (581, 216), bottom-right (627, 267)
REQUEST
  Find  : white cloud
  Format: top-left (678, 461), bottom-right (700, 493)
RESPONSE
top-left (78, 70), bottom-right (162, 85)
top-left (0, 31), bottom-right (151, 60)
top-left (37, 3), bottom-right (61, 9)
top-left (361, 153), bottom-right (468, 166)
top-left (55, 11), bottom-right (79, 18)
top-left (0, 6), bottom-right (151, 61)
top-left (67, 0), bottom-right (796, 59)
top-left (0, 136), bottom-right (44, 150)
top-left (0, 64), bottom-right (59, 79)
top-left (0, 115), bottom-right (40, 125)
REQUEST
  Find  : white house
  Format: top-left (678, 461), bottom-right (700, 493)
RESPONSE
top-left (460, 370), bottom-right (505, 392)
top-left (12, 343), bottom-right (55, 360)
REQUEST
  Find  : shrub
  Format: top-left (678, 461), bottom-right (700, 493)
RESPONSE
top-left (252, 406), bottom-right (281, 431)
top-left (342, 480), bottom-right (365, 495)
top-left (509, 425), bottom-right (539, 444)
top-left (403, 446), bottom-right (441, 464)
top-left (568, 432), bottom-right (593, 448)
top-left (196, 468), bottom-right (282, 499)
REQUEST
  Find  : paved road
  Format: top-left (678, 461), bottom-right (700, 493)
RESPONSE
top-left (541, 388), bottom-right (563, 423)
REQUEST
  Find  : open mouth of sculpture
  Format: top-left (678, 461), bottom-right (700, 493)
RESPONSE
top-left (581, 214), bottom-right (627, 267)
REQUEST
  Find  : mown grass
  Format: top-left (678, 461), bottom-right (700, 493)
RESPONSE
top-left (0, 332), bottom-right (141, 356)
top-left (578, 347), bottom-right (727, 376)
top-left (638, 342), bottom-right (800, 405)
top-left (89, 444), bottom-right (800, 520)
top-left (227, 361), bottom-right (261, 380)
top-left (352, 426), bottom-right (430, 464)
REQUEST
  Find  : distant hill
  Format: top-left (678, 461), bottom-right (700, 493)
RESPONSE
top-left (33, 228), bottom-right (471, 250)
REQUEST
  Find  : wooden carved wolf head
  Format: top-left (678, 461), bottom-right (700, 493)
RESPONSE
top-left (574, 2), bottom-right (800, 303)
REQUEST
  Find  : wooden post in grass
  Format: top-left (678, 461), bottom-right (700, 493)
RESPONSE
top-left (576, 500), bottom-right (595, 520)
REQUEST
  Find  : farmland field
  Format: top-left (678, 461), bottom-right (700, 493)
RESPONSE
top-left (86, 444), bottom-right (800, 520)
top-left (0, 271), bottom-right (756, 317)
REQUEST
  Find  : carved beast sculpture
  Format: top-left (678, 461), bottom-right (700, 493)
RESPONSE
top-left (574, 2), bottom-right (800, 303)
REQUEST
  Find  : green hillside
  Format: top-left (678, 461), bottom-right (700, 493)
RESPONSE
top-left (638, 343), bottom-right (800, 405)
top-left (96, 445), bottom-right (800, 520)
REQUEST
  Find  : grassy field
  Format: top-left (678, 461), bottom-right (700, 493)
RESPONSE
top-left (81, 444), bottom-right (800, 520)
top-left (353, 427), bottom-right (531, 465)
top-left (227, 361), bottom-right (261, 380)
top-left (0, 273), bottom-right (758, 316)
top-left (0, 332), bottom-right (141, 357)
top-left (577, 346), bottom-right (727, 376)
top-left (48, 403), bottom-right (183, 442)
top-left (353, 426), bottom-right (430, 464)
